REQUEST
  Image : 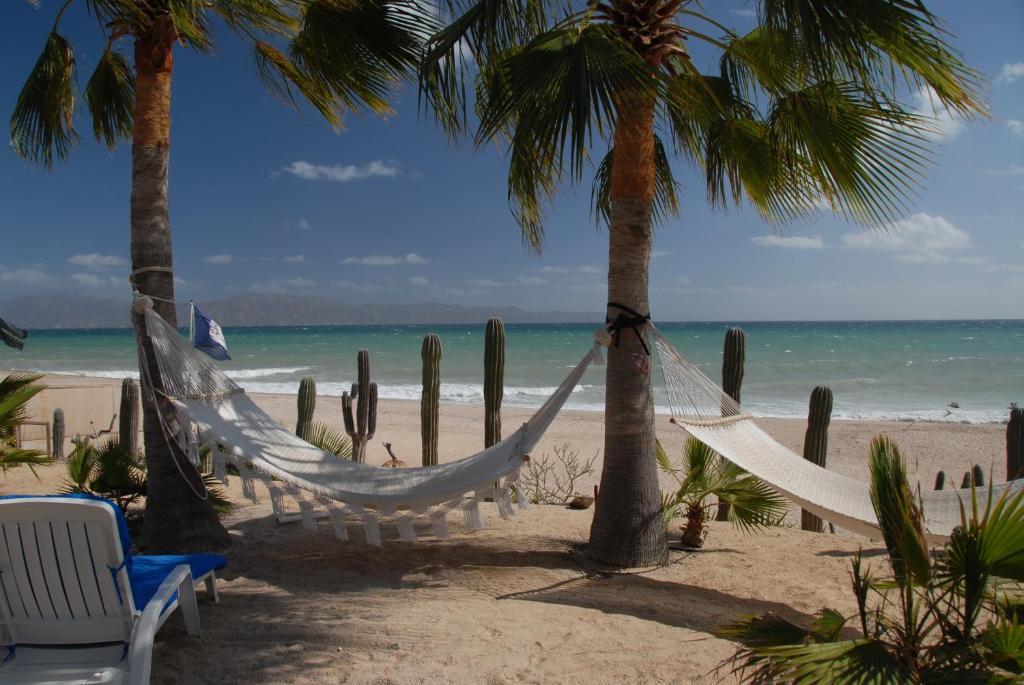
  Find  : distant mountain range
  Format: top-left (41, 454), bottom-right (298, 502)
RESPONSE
top-left (0, 294), bottom-right (599, 329)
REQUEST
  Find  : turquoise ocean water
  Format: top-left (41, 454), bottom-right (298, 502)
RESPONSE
top-left (4, 320), bottom-right (1022, 423)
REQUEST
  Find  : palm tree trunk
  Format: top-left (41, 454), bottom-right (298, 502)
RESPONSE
top-left (131, 25), bottom-right (230, 553)
top-left (587, 93), bottom-right (667, 567)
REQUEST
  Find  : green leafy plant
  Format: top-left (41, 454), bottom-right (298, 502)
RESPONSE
top-left (67, 438), bottom-right (232, 517)
top-left (722, 435), bottom-right (1024, 682)
top-left (63, 438), bottom-right (146, 513)
top-left (659, 437), bottom-right (786, 548)
top-left (305, 422), bottom-right (353, 459)
top-left (0, 372), bottom-right (52, 475)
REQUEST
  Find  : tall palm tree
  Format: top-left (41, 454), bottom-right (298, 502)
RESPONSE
top-left (11, 0), bottom-right (431, 551)
top-left (420, 0), bottom-right (985, 566)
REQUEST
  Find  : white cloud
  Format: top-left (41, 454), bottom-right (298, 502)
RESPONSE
top-left (67, 253), bottom-right (126, 269)
top-left (998, 62), bottom-right (1024, 83)
top-left (913, 86), bottom-right (965, 142)
top-left (284, 218), bottom-right (312, 231)
top-left (651, 250), bottom-right (675, 259)
top-left (0, 267), bottom-right (51, 286)
top-left (539, 265), bottom-right (601, 276)
top-left (1008, 119), bottom-right (1024, 137)
top-left (277, 277), bottom-right (314, 287)
top-left (409, 276), bottom-right (429, 286)
top-left (329, 279), bottom-right (385, 292)
top-left (203, 254), bottom-right (233, 264)
top-left (70, 273), bottom-right (121, 289)
top-left (729, 8), bottom-right (756, 18)
top-left (750, 235), bottom-right (825, 250)
top-left (957, 256), bottom-right (991, 266)
top-left (983, 165), bottom-right (1024, 176)
top-left (464, 278), bottom-right (503, 288)
top-left (842, 212), bottom-right (970, 263)
top-left (282, 160), bottom-right (401, 183)
top-left (282, 255), bottom-right (308, 264)
top-left (341, 253), bottom-right (428, 266)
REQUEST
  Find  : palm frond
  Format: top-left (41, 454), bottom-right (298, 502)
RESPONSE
top-left (210, 0), bottom-right (298, 37)
top-left (304, 421), bottom-right (352, 458)
top-left (85, 48), bottom-right (134, 149)
top-left (0, 448), bottom-right (51, 474)
top-left (10, 32), bottom-right (78, 168)
top-left (716, 469), bottom-right (788, 534)
top-left (202, 473), bottom-right (235, 516)
top-left (419, 0), bottom-right (552, 134)
top-left (593, 136), bottom-right (679, 227)
top-left (168, 0), bottom-right (214, 52)
top-left (869, 435), bottom-right (931, 586)
top-left (761, 0), bottom-right (985, 117)
top-left (0, 373), bottom-right (45, 434)
top-left (290, 0), bottom-right (432, 123)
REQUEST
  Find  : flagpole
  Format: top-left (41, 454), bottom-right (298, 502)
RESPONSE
top-left (189, 301), bottom-right (195, 345)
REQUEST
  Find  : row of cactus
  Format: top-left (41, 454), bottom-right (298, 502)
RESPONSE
top-left (716, 327), bottom-right (746, 521)
top-left (484, 318), bottom-right (505, 448)
top-left (342, 349), bottom-right (377, 463)
top-left (800, 386), bottom-right (833, 532)
top-left (421, 334), bottom-right (442, 466)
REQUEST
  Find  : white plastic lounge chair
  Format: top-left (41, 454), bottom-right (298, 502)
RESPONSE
top-left (0, 495), bottom-right (226, 684)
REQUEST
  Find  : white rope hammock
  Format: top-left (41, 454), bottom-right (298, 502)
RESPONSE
top-left (138, 299), bottom-right (604, 545)
top-left (138, 294), bottom-right (1019, 546)
top-left (651, 326), bottom-right (1022, 541)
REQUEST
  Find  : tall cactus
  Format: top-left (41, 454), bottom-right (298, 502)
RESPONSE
top-left (722, 327), bottom-right (746, 407)
top-left (1008, 405), bottom-right (1024, 481)
top-left (421, 334), bottom-right (442, 466)
top-left (342, 349), bottom-right (377, 463)
top-left (52, 408), bottom-right (65, 460)
top-left (118, 378), bottom-right (140, 455)
top-left (484, 318), bottom-right (505, 448)
top-left (296, 376), bottom-right (316, 441)
top-left (934, 471), bottom-right (946, 490)
top-left (972, 464), bottom-right (985, 488)
top-left (801, 386), bottom-right (833, 533)
top-left (716, 327), bottom-right (746, 521)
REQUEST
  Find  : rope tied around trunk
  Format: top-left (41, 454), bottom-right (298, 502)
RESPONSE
top-left (606, 302), bottom-right (652, 373)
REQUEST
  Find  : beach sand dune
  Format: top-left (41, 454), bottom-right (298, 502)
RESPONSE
top-left (0, 374), bottom-right (1008, 683)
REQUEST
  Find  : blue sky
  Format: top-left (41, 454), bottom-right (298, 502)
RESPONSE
top-left (1, 1), bottom-right (1022, 321)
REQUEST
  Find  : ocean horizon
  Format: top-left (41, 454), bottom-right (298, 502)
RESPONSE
top-left (5, 319), bottom-right (1022, 424)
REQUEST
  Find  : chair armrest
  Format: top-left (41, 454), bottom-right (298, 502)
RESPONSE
top-left (128, 564), bottom-right (199, 685)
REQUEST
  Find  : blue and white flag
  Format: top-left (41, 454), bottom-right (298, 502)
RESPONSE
top-left (191, 304), bottom-right (231, 361)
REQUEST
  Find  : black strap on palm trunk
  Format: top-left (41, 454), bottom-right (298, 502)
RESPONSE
top-left (606, 302), bottom-right (651, 356)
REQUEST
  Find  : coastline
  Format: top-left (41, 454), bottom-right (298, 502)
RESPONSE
top-left (9, 371), bottom-right (1009, 498)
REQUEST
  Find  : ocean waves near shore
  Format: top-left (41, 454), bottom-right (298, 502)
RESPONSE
top-left (8, 320), bottom-right (1022, 424)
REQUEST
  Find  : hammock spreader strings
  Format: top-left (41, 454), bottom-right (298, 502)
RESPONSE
top-left (135, 296), bottom-right (607, 542)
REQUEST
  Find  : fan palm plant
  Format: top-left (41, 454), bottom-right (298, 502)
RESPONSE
top-left (420, 0), bottom-right (986, 566)
top-left (722, 435), bottom-right (1024, 682)
top-left (11, 0), bottom-right (433, 551)
top-left (659, 437), bottom-right (786, 548)
top-left (0, 372), bottom-right (52, 475)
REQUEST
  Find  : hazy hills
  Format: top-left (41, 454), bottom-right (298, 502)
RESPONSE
top-left (0, 294), bottom-right (598, 329)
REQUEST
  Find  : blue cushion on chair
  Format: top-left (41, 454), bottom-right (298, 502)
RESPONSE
top-left (127, 553), bottom-right (228, 610)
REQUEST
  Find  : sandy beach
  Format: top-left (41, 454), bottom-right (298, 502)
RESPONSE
top-left (0, 373), bottom-right (1010, 683)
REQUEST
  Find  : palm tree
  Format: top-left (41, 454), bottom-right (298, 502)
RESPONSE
top-left (722, 436), bottom-right (1024, 682)
top-left (658, 437), bottom-right (785, 548)
top-left (420, 0), bottom-right (985, 566)
top-left (11, 0), bottom-right (432, 551)
top-left (0, 372), bottom-right (52, 474)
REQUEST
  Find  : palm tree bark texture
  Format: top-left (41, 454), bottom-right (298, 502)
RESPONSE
top-left (131, 21), bottom-right (229, 552)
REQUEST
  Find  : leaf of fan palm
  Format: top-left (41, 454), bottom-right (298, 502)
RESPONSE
top-left (85, 48), bottom-right (135, 149)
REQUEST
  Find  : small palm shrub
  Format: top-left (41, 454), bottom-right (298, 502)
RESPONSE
top-left (66, 438), bottom-right (232, 516)
top-left (722, 435), bottom-right (1024, 682)
top-left (0, 372), bottom-right (52, 474)
top-left (659, 437), bottom-right (786, 548)
top-left (305, 422), bottom-right (352, 459)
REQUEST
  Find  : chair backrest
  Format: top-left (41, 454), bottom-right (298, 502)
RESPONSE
top-left (0, 497), bottom-right (136, 646)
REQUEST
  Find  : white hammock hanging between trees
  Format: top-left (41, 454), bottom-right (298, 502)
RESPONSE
top-left (138, 297), bottom-right (605, 545)
top-left (138, 297), bottom-right (1020, 546)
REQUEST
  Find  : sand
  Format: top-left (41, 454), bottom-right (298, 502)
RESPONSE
top-left (0, 373), bottom-right (1010, 683)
